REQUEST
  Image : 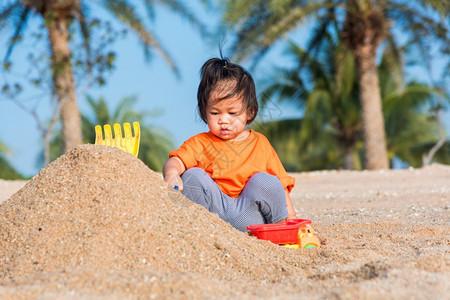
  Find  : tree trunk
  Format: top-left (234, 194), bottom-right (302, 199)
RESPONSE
top-left (354, 43), bottom-right (389, 170)
top-left (343, 143), bottom-right (355, 170)
top-left (47, 15), bottom-right (83, 153)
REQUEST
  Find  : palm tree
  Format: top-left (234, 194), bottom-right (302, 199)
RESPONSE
top-left (378, 47), bottom-right (449, 167)
top-left (45, 95), bottom-right (174, 172)
top-left (258, 39), bottom-right (447, 171)
top-left (1, 0), bottom-right (204, 153)
top-left (254, 118), bottom-right (348, 171)
top-left (220, 0), bottom-right (449, 169)
top-left (258, 38), bottom-right (363, 170)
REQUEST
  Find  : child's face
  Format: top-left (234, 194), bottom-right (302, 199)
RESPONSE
top-left (206, 92), bottom-right (251, 141)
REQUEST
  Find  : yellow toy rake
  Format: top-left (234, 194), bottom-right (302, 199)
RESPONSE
top-left (95, 122), bottom-right (140, 157)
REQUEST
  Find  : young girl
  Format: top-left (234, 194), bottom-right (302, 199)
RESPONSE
top-left (163, 57), bottom-right (297, 232)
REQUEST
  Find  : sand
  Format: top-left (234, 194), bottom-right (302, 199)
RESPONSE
top-left (0, 144), bottom-right (448, 299)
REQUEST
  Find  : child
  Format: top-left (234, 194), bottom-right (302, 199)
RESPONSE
top-left (163, 57), bottom-right (297, 232)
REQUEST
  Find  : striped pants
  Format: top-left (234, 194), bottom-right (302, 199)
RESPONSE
top-left (181, 167), bottom-right (288, 232)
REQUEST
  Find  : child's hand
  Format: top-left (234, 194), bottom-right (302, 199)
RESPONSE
top-left (163, 157), bottom-right (186, 191)
top-left (165, 171), bottom-right (184, 191)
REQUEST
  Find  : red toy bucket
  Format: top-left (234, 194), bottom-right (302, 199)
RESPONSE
top-left (247, 219), bottom-right (312, 244)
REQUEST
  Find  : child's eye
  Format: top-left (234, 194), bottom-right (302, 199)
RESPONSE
top-left (209, 112), bottom-right (219, 115)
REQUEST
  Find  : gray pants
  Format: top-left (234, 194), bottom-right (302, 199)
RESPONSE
top-left (181, 167), bottom-right (289, 232)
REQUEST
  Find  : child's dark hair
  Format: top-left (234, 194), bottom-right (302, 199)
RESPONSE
top-left (197, 57), bottom-right (258, 124)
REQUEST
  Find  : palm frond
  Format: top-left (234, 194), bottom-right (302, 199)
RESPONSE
top-left (304, 7), bottom-right (338, 62)
top-left (141, 0), bottom-right (157, 21)
top-left (259, 66), bottom-right (308, 110)
top-left (3, 4), bottom-right (30, 61)
top-left (383, 83), bottom-right (440, 113)
top-left (100, 0), bottom-right (178, 74)
top-left (86, 95), bottom-right (110, 125)
top-left (387, 1), bottom-right (450, 52)
top-left (417, 0), bottom-right (450, 18)
top-left (335, 48), bottom-right (356, 101)
top-left (223, 0), bottom-right (328, 64)
top-left (112, 96), bottom-right (139, 121)
top-left (74, 3), bottom-right (92, 72)
top-left (0, 1), bottom-right (22, 28)
top-left (158, 0), bottom-right (208, 36)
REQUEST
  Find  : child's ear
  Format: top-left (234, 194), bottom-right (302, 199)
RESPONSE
top-left (252, 108), bottom-right (258, 120)
top-left (246, 111), bottom-right (255, 124)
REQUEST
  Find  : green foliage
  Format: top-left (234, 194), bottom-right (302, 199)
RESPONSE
top-left (0, 155), bottom-right (24, 180)
top-left (1, 0), bottom-right (206, 159)
top-left (255, 118), bottom-right (343, 171)
top-left (0, 142), bottom-right (8, 155)
top-left (222, 0), bottom-right (449, 169)
top-left (377, 42), bottom-right (450, 166)
top-left (258, 38), bottom-right (363, 171)
top-left (0, 142), bottom-right (24, 179)
top-left (221, 0), bottom-right (449, 71)
top-left (221, 0), bottom-right (325, 63)
top-left (42, 95), bottom-right (174, 172)
top-left (82, 95), bottom-right (174, 171)
top-left (257, 38), bottom-right (449, 171)
top-left (138, 127), bottom-right (174, 172)
top-left (1, 0), bottom-right (206, 76)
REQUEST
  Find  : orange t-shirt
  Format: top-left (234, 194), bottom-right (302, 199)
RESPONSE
top-left (169, 130), bottom-right (295, 198)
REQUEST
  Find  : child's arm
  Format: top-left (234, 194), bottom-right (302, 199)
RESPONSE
top-left (163, 157), bottom-right (186, 190)
top-left (285, 189), bottom-right (297, 219)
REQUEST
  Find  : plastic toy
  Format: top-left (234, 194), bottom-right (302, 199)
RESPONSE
top-left (247, 219), bottom-right (320, 249)
top-left (95, 122), bottom-right (140, 156)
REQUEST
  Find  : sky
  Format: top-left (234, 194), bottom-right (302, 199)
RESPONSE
top-left (0, 2), bottom-right (448, 177)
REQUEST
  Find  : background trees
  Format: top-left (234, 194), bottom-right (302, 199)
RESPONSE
top-left (41, 95), bottom-right (173, 172)
top-left (0, 1), bottom-right (448, 177)
top-left (258, 38), bottom-right (362, 170)
top-left (220, 0), bottom-right (449, 169)
top-left (257, 37), bottom-right (448, 170)
top-left (0, 142), bottom-right (23, 179)
top-left (1, 0), bottom-right (204, 153)
top-left (81, 96), bottom-right (174, 172)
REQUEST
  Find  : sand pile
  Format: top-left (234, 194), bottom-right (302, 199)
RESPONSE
top-left (1, 145), bottom-right (448, 299)
top-left (0, 145), bottom-right (299, 279)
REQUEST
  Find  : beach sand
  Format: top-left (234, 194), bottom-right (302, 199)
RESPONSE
top-left (0, 144), bottom-right (448, 299)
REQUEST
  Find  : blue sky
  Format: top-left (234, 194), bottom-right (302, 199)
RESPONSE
top-left (0, 2), bottom-right (448, 177)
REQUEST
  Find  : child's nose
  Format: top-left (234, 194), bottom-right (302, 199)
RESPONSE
top-left (219, 114), bottom-right (230, 123)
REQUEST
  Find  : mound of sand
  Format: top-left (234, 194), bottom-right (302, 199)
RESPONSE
top-left (0, 145), bottom-right (305, 298)
top-left (0, 144), bottom-right (449, 299)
